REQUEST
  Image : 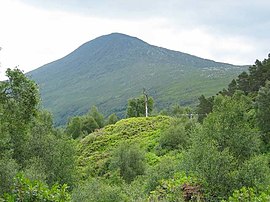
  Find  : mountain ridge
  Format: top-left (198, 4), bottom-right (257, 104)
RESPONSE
top-left (28, 33), bottom-right (246, 125)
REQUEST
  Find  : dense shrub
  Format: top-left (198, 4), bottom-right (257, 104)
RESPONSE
top-left (2, 174), bottom-right (70, 202)
top-left (110, 142), bottom-right (145, 183)
top-left (71, 178), bottom-right (126, 202)
top-left (159, 118), bottom-right (191, 150)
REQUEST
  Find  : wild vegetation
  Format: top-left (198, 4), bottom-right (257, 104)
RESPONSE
top-left (1, 53), bottom-right (270, 201)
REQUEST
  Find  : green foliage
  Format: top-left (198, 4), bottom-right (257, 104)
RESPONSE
top-left (26, 111), bottom-right (77, 187)
top-left (71, 178), bottom-right (126, 202)
top-left (203, 92), bottom-right (260, 161)
top-left (223, 187), bottom-right (270, 202)
top-left (23, 157), bottom-right (47, 183)
top-left (237, 155), bottom-right (270, 190)
top-left (88, 105), bottom-right (104, 128)
top-left (78, 116), bottom-right (171, 177)
top-left (145, 156), bottom-right (179, 193)
top-left (3, 174), bottom-right (71, 202)
top-left (159, 118), bottom-right (194, 150)
top-left (184, 92), bottom-right (267, 200)
top-left (66, 106), bottom-right (104, 139)
top-left (106, 113), bottom-right (119, 125)
top-left (0, 68), bottom-right (40, 164)
top-left (225, 53), bottom-right (270, 95)
top-left (126, 95), bottom-right (154, 117)
top-left (196, 95), bottom-right (214, 123)
top-left (0, 158), bottom-right (18, 195)
top-left (255, 80), bottom-right (270, 146)
top-left (66, 116), bottom-right (83, 139)
top-left (149, 172), bottom-right (200, 202)
top-left (184, 138), bottom-right (237, 200)
top-left (81, 115), bottom-right (99, 135)
top-left (110, 142), bottom-right (145, 183)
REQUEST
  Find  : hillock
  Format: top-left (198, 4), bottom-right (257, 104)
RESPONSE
top-left (77, 115), bottom-right (172, 177)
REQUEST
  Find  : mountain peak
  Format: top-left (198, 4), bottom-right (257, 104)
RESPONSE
top-left (90, 32), bottom-right (148, 48)
top-left (29, 33), bottom-right (246, 125)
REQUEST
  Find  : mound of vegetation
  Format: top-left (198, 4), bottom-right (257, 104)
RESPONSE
top-left (77, 116), bottom-right (172, 177)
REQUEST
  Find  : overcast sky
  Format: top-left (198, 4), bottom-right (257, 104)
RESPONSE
top-left (0, 0), bottom-right (269, 80)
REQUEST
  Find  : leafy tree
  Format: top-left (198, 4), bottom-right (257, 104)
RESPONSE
top-left (0, 157), bottom-right (18, 195)
top-left (225, 53), bottom-right (270, 96)
top-left (66, 116), bottom-right (83, 139)
top-left (66, 114), bottom-right (99, 139)
top-left (127, 96), bottom-right (154, 117)
top-left (145, 156), bottom-right (178, 193)
top-left (110, 142), bottom-right (145, 183)
top-left (237, 155), bottom-right (270, 190)
top-left (0, 68), bottom-right (40, 164)
top-left (184, 137), bottom-right (237, 200)
top-left (196, 95), bottom-right (214, 123)
top-left (3, 174), bottom-right (71, 201)
top-left (203, 92), bottom-right (260, 161)
top-left (185, 92), bottom-right (264, 200)
top-left (88, 105), bottom-right (104, 128)
top-left (106, 113), bottom-right (119, 125)
top-left (26, 111), bottom-right (77, 187)
top-left (224, 187), bottom-right (270, 202)
top-left (81, 115), bottom-right (99, 136)
top-left (255, 80), bottom-right (270, 146)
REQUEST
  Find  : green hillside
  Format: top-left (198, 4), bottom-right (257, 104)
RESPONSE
top-left (28, 33), bottom-right (246, 125)
top-left (78, 116), bottom-right (172, 177)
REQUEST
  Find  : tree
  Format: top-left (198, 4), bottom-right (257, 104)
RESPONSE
top-left (196, 95), bottom-right (214, 123)
top-left (81, 115), bottom-right (99, 136)
top-left (0, 68), bottom-right (39, 164)
top-left (2, 174), bottom-right (71, 201)
top-left (225, 53), bottom-right (270, 96)
top-left (255, 80), bottom-right (270, 146)
top-left (26, 111), bottom-right (77, 187)
top-left (66, 116), bottom-right (83, 139)
top-left (127, 96), bottom-right (154, 118)
top-left (106, 113), bottom-right (119, 125)
top-left (88, 106), bottom-right (104, 128)
top-left (203, 92), bottom-right (260, 161)
top-left (185, 92), bottom-right (264, 200)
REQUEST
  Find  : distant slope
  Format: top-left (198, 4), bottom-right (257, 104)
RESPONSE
top-left (29, 33), bottom-right (246, 125)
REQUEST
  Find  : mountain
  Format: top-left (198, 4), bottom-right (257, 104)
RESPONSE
top-left (29, 33), bottom-right (246, 125)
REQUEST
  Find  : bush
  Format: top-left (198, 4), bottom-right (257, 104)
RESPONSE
top-left (0, 158), bottom-right (18, 195)
top-left (223, 187), bottom-right (270, 202)
top-left (159, 123), bottom-right (188, 150)
top-left (159, 118), bottom-right (196, 151)
top-left (237, 155), bottom-right (270, 190)
top-left (110, 142), bottom-right (145, 183)
top-left (145, 156), bottom-right (178, 193)
top-left (71, 178), bottom-right (126, 202)
top-left (184, 138), bottom-right (237, 200)
top-left (3, 174), bottom-right (71, 201)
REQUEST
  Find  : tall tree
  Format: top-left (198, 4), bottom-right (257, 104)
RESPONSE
top-left (88, 106), bottom-right (104, 128)
top-left (196, 95), bottom-right (214, 123)
top-left (255, 80), bottom-right (270, 147)
top-left (0, 68), bottom-right (39, 164)
top-left (126, 96), bottom-right (154, 118)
